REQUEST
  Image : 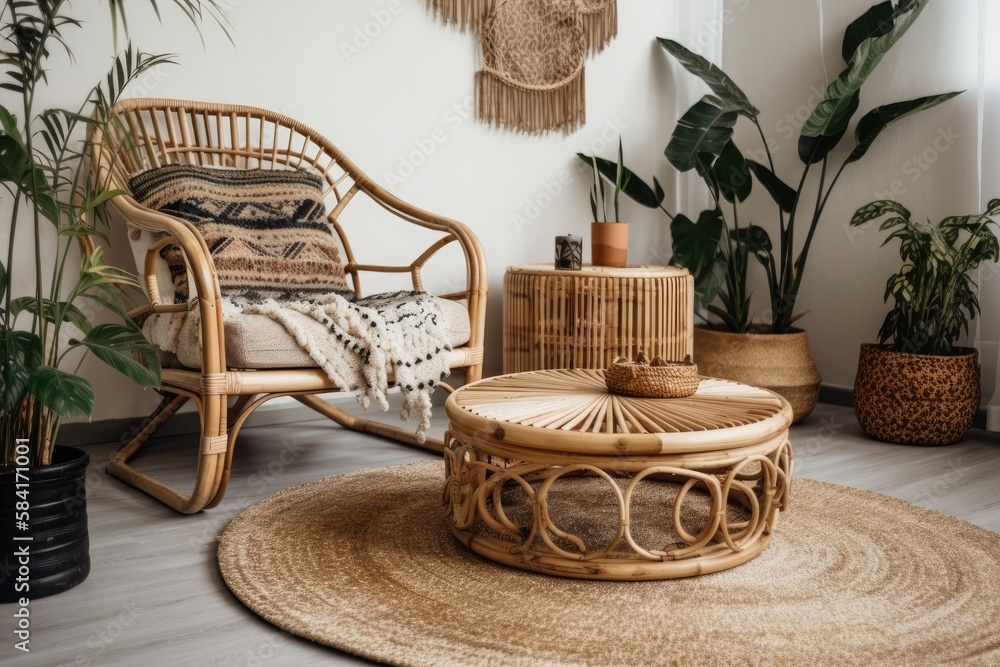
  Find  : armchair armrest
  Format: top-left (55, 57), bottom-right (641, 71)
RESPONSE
top-left (338, 169), bottom-right (488, 356)
top-left (109, 195), bottom-right (229, 378)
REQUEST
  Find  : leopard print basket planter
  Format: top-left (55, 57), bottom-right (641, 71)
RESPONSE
top-left (853, 344), bottom-right (980, 446)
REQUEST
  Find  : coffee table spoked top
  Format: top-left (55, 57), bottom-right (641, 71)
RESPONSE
top-left (446, 368), bottom-right (791, 456)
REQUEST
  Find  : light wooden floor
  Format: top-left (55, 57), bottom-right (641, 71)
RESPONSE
top-left (8, 398), bottom-right (1000, 667)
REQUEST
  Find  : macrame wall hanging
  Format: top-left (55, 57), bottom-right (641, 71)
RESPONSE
top-left (426, 0), bottom-right (618, 134)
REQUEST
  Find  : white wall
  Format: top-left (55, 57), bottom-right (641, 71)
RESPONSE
top-left (10, 0), bottom-right (686, 423)
top-left (5, 0), bottom-right (989, 426)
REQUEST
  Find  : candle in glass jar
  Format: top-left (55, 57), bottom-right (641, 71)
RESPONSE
top-left (555, 234), bottom-right (583, 270)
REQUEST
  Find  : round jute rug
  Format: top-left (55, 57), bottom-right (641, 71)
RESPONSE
top-left (217, 461), bottom-right (1000, 667)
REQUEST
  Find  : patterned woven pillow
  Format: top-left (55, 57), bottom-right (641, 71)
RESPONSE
top-left (129, 164), bottom-right (351, 302)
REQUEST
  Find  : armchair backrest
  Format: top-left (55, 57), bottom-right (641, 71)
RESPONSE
top-left (90, 98), bottom-right (487, 325)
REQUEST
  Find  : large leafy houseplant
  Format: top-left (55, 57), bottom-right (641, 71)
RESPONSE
top-left (0, 1), bottom-right (227, 466)
top-left (849, 198), bottom-right (1000, 355)
top-left (582, 0), bottom-right (960, 334)
top-left (850, 198), bottom-right (998, 445)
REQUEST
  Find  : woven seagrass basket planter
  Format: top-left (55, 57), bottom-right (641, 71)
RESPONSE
top-left (693, 325), bottom-right (821, 423)
top-left (853, 344), bottom-right (980, 446)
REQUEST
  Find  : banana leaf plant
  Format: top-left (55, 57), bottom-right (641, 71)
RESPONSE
top-left (586, 0), bottom-right (961, 334)
top-left (0, 0), bottom-right (228, 466)
top-left (849, 198), bottom-right (1000, 356)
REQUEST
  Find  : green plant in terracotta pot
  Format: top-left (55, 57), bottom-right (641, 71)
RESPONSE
top-left (580, 139), bottom-right (635, 267)
top-left (584, 0), bottom-right (960, 422)
top-left (0, 0), bottom-right (226, 602)
top-left (849, 198), bottom-right (1000, 445)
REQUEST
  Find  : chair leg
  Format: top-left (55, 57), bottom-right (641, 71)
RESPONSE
top-left (464, 363), bottom-right (483, 384)
top-left (294, 394), bottom-right (444, 454)
top-left (110, 373), bottom-right (471, 512)
top-left (108, 391), bottom-right (228, 514)
top-left (204, 392), bottom-right (287, 509)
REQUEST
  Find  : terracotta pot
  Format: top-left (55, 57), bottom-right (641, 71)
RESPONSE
top-left (693, 325), bottom-right (821, 423)
top-left (591, 222), bottom-right (628, 267)
top-left (853, 344), bottom-right (979, 446)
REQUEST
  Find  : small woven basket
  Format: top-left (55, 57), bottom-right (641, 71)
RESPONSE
top-left (605, 353), bottom-right (700, 398)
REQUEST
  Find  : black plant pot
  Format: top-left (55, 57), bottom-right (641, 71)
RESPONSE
top-left (0, 446), bottom-right (91, 603)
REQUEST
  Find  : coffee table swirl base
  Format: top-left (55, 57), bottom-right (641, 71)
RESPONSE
top-left (443, 370), bottom-right (794, 581)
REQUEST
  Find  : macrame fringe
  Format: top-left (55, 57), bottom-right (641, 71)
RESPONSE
top-left (425, 0), bottom-right (494, 32)
top-left (580, 0), bottom-right (617, 54)
top-left (476, 68), bottom-right (586, 135)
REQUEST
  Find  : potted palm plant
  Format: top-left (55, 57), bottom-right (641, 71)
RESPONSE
top-left (581, 0), bottom-right (960, 422)
top-left (850, 199), bottom-right (999, 445)
top-left (0, 0), bottom-right (225, 602)
top-left (581, 138), bottom-right (632, 267)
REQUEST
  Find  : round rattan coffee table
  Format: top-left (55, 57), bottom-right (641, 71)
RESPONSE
top-left (443, 368), bottom-right (794, 580)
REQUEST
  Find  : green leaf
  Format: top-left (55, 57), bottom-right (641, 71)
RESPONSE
top-left (9, 297), bottom-right (93, 334)
top-left (694, 153), bottom-right (720, 201)
top-left (798, 91), bottom-right (860, 164)
top-left (59, 223), bottom-right (110, 245)
top-left (695, 256), bottom-right (728, 313)
top-left (666, 97), bottom-right (739, 173)
top-left (842, 1), bottom-right (894, 64)
top-left (0, 133), bottom-right (60, 224)
top-left (82, 188), bottom-right (126, 212)
top-left (736, 224), bottom-right (773, 254)
top-left (670, 209), bottom-right (726, 310)
top-left (0, 134), bottom-right (29, 183)
top-left (939, 214), bottom-right (974, 231)
top-left (27, 366), bottom-right (94, 419)
top-left (801, 0), bottom-right (928, 143)
top-left (847, 92), bottom-right (963, 164)
top-left (878, 216), bottom-right (910, 232)
top-left (656, 38), bottom-right (758, 118)
top-left (29, 167), bottom-right (60, 224)
top-left (850, 200), bottom-right (911, 226)
top-left (71, 323), bottom-right (160, 388)
top-left (78, 292), bottom-right (138, 327)
top-left (0, 104), bottom-right (23, 147)
top-left (712, 140), bottom-right (752, 203)
top-left (0, 331), bottom-right (42, 412)
top-left (706, 303), bottom-right (740, 331)
top-left (575, 154), bottom-right (664, 208)
top-left (746, 161), bottom-right (796, 213)
top-left (671, 210), bottom-right (725, 277)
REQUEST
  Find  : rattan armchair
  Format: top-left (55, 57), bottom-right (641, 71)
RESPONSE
top-left (87, 99), bottom-right (487, 513)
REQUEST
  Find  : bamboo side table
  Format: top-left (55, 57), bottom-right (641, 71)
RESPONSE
top-left (503, 264), bottom-right (693, 373)
top-left (443, 368), bottom-right (794, 581)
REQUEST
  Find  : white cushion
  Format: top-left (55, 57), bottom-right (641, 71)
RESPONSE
top-left (144, 296), bottom-right (471, 370)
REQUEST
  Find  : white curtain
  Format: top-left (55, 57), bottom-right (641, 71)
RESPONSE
top-left (980, 1), bottom-right (1000, 429)
top-left (675, 1), bottom-right (724, 216)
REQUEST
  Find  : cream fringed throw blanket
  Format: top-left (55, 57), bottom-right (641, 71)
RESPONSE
top-left (243, 291), bottom-right (452, 443)
top-left (156, 291), bottom-right (453, 444)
